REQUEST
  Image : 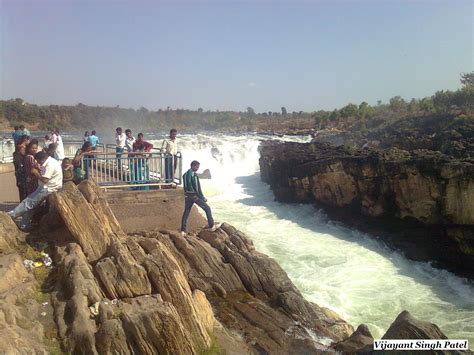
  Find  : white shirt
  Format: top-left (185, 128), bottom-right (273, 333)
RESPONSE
top-left (162, 138), bottom-right (178, 155)
top-left (116, 133), bottom-right (126, 148)
top-left (125, 136), bottom-right (136, 152)
top-left (55, 134), bottom-right (65, 160)
top-left (40, 156), bottom-right (63, 192)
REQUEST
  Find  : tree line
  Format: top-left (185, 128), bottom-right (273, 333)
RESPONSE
top-left (1, 72), bottom-right (472, 133)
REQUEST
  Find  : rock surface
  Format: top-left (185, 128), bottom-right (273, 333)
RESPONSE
top-left (259, 141), bottom-right (474, 277)
top-left (44, 181), bottom-right (354, 354)
top-left (0, 212), bottom-right (50, 354)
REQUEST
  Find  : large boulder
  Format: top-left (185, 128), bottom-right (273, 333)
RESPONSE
top-left (383, 310), bottom-right (448, 340)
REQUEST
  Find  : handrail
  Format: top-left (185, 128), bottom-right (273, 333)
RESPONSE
top-left (81, 151), bottom-right (182, 188)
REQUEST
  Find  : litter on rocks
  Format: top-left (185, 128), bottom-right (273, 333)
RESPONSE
top-left (33, 261), bottom-right (43, 268)
top-left (23, 259), bottom-right (34, 271)
top-left (40, 312), bottom-right (47, 317)
top-left (42, 302), bottom-right (49, 306)
top-left (41, 252), bottom-right (53, 267)
top-left (89, 302), bottom-right (100, 316)
top-left (111, 299), bottom-right (119, 306)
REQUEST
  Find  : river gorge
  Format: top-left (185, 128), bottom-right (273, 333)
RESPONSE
top-left (173, 133), bottom-right (474, 345)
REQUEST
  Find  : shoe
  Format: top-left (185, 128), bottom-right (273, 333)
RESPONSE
top-left (210, 222), bottom-right (222, 232)
top-left (180, 231), bottom-right (186, 236)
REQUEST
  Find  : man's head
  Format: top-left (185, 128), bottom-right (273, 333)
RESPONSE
top-left (116, 127), bottom-right (122, 134)
top-left (190, 160), bottom-right (200, 172)
top-left (170, 128), bottom-right (177, 140)
top-left (125, 129), bottom-right (132, 138)
top-left (44, 135), bottom-right (50, 141)
top-left (48, 143), bottom-right (57, 153)
top-left (18, 145), bottom-right (26, 155)
top-left (137, 133), bottom-right (144, 141)
top-left (18, 135), bottom-right (30, 147)
top-left (34, 150), bottom-right (49, 165)
top-left (84, 131), bottom-right (89, 136)
top-left (62, 158), bottom-right (72, 167)
top-left (91, 130), bottom-right (96, 135)
top-left (14, 125), bottom-right (19, 131)
top-left (19, 125), bottom-right (25, 130)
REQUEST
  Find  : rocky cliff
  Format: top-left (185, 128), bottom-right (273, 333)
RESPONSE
top-left (259, 141), bottom-right (474, 278)
top-left (0, 180), bottom-right (466, 354)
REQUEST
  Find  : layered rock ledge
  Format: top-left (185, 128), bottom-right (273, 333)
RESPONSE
top-left (0, 180), bottom-right (467, 354)
top-left (259, 141), bottom-right (474, 278)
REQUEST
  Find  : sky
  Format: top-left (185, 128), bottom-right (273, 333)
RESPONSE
top-left (0, 0), bottom-right (472, 112)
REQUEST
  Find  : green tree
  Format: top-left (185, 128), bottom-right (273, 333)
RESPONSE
top-left (281, 106), bottom-right (287, 116)
top-left (246, 107), bottom-right (255, 115)
top-left (340, 103), bottom-right (358, 118)
top-left (460, 72), bottom-right (474, 87)
top-left (389, 96), bottom-right (407, 112)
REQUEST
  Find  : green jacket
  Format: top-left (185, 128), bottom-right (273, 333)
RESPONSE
top-left (183, 169), bottom-right (205, 199)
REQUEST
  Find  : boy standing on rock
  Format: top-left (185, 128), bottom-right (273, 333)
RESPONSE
top-left (180, 160), bottom-right (219, 235)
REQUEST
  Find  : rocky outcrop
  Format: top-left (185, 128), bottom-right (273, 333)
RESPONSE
top-left (0, 212), bottom-right (50, 354)
top-left (44, 180), bottom-right (354, 354)
top-left (259, 141), bottom-right (474, 277)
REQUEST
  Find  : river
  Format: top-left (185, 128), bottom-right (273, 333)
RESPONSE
top-left (171, 133), bottom-right (474, 344)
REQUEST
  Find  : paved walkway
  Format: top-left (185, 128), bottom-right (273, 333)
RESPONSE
top-left (0, 171), bottom-right (19, 212)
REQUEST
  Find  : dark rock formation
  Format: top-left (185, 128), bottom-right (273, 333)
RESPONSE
top-left (259, 141), bottom-right (474, 277)
top-left (332, 324), bottom-right (373, 353)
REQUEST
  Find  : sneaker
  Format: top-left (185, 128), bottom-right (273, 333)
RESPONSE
top-left (180, 231), bottom-right (186, 236)
top-left (210, 222), bottom-right (222, 232)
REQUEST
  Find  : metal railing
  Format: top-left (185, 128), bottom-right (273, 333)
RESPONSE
top-left (82, 151), bottom-right (182, 189)
top-left (0, 139), bottom-right (15, 163)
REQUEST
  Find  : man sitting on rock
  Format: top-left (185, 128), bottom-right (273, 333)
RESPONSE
top-left (181, 160), bottom-right (220, 235)
top-left (8, 150), bottom-right (63, 230)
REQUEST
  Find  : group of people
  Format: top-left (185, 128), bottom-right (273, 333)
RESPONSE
top-left (8, 125), bottom-right (218, 234)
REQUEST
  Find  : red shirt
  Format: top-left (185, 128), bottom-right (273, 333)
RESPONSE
top-left (132, 140), bottom-right (153, 152)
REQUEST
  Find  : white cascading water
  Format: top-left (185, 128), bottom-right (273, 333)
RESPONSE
top-left (151, 133), bottom-right (474, 344)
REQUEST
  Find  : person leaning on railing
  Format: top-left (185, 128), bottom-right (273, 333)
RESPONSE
top-left (72, 142), bottom-right (94, 183)
top-left (162, 128), bottom-right (178, 183)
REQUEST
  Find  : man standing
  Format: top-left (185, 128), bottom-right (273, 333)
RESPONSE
top-left (162, 128), bottom-right (178, 183)
top-left (115, 127), bottom-right (126, 165)
top-left (12, 126), bottom-right (21, 143)
top-left (8, 150), bottom-right (63, 230)
top-left (124, 129), bottom-right (136, 152)
top-left (88, 130), bottom-right (100, 150)
top-left (180, 160), bottom-right (219, 235)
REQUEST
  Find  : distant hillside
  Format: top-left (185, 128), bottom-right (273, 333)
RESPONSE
top-left (1, 73), bottom-right (472, 136)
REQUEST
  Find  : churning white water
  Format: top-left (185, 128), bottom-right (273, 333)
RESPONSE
top-left (165, 133), bottom-right (474, 344)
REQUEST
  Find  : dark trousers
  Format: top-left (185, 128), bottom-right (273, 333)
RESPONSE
top-left (181, 194), bottom-right (214, 232)
top-left (17, 183), bottom-right (27, 201)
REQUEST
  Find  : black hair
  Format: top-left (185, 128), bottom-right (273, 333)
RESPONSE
top-left (34, 150), bottom-right (49, 162)
top-left (91, 130), bottom-right (96, 135)
top-left (137, 132), bottom-right (144, 138)
top-left (170, 128), bottom-right (177, 134)
top-left (125, 129), bottom-right (132, 134)
top-left (191, 160), bottom-right (200, 167)
top-left (81, 141), bottom-right (92, 151)
top-left (116, 127), bottom-right (122, 131)
top-left (14, 125), bottom-right (19, 130)
top-left (18, 135), bottom-right (29, 145)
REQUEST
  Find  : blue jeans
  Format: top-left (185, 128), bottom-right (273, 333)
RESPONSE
top-left (9, 186), bottom-right (51, 228)
top-left (116, 147), bottom-right (124, 168)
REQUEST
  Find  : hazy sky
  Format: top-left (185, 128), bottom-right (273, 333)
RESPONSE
top-left (1, 0), bottom-right (472, 112)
